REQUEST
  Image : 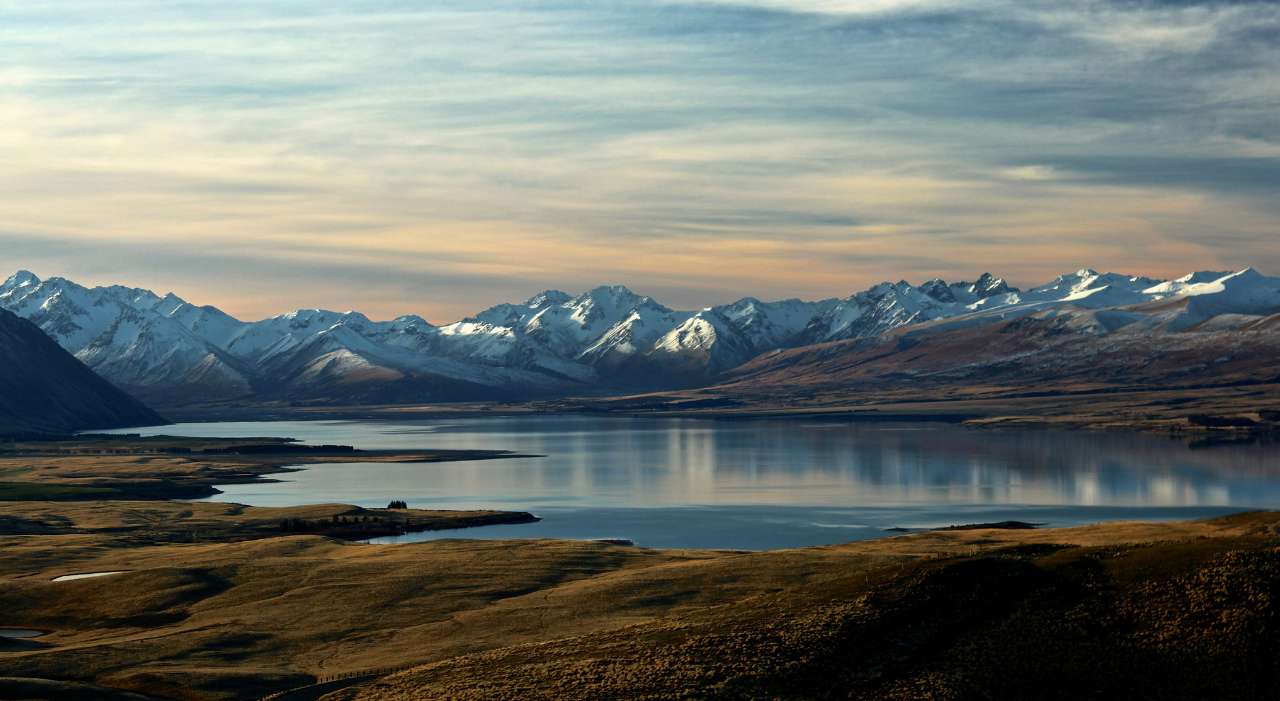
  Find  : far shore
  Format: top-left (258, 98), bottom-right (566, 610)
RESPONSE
top-left (0, 434), bottom-right (537, 502)
top-left (149, 382), bottom-right (1280, 438)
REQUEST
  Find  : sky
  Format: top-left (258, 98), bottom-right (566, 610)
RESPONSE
top-left (1, 0), bottom-right (1278, 323)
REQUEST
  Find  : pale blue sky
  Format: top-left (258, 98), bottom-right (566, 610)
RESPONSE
top-left (2, 0), bottom-right (1277, 321)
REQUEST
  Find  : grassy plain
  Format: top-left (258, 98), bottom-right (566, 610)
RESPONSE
top-left (1, 502), bottom-right (1277, 701)
top-left (335, 517), bottom-right (1280, 701)
top-left (0, 516), bottom-right (884, 699)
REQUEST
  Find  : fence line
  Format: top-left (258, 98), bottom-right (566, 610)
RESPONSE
top-left (259, 663), bottom-right (419, 701)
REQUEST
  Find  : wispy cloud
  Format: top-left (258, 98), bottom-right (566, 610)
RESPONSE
top-left (0, 0), bottom-right (1277, 320)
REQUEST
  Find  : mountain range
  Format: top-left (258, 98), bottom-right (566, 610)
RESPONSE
top-left (3, 268), bottom-right (1278, 407)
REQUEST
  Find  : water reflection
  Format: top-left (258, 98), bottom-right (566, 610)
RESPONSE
top-left (108, 416), bottom-right (1280, 549)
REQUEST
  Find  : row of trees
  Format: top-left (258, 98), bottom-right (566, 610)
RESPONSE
top-left (277, 504), bottom-right (413, 532)
top-left (279, 515), bottom-right (382, 532)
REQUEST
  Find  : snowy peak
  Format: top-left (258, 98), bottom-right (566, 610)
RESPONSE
top-left (714, 297), bottom-right (834, 346)
top-left (393, 314), bottom-right (431, 324)
top-left (1012, 269), bottom-right (1160, 309)
top-left (467, 302), bottom-right (533, 328)
top-left (938, 273), bottom-right (1017, 305)
top-left (386, 314), bottom-right (435, 332)
top-left (101, 284), bottom-right (163, 310)
top-left (524, 290), bottom-right (572, 308)
top-left (481, 284), bottom-right (673, 360)
top-left (577, 303), bottom-right (692, 368)
top-left (0, 270), bottom-right (39, 295)
top-left (6, 268), bottom-right (1280, 405)
top-left (1032, 270), bottom-right (1157, 297)
top-left (789, 278), bottom-right (962, 347)
top-left (1174, 268), bottom-right (1280, 317)
top-left (918, 279), bottom-right (956, 303)
top-left (968, 272), bottom-right (1015, 299)
top-left (636, 296), bottom-right (839, 378)
top-left (222, 309), bottom-right (384, 360)
top-left (568, 285), bottom-right (650, 320)
top-left (1142, 271), bottom-right (1230, 297)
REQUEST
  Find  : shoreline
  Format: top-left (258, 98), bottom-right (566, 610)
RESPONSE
top-left (150, 399), bottom-right (1280, 440)
top-left (0, 499), bottom-right (542, 544)
top-left (0, 434), bottom-right (538, 502)
top-left (315, 510), bottom-right (542, 542)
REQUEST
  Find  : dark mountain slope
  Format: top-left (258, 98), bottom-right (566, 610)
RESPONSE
top-left (717, 306), bottom-right (1280, 399)
top-left (0, 308), bottom-right (167, 433)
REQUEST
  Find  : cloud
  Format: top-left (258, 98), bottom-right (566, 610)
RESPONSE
top-left (674, 0), bottom-right (972, 15)
top-left (0, 0), bottom-right (1277, 314)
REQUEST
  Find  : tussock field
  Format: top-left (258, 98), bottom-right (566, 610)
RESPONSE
top-left (0, 517), bottom-right (884, 700)
top-left (336, 528), bottom-right (1280, 701)
top-left (0, 499), bottom-right (533, 543)
top-left (1, 502), bottom-right (1278, 701)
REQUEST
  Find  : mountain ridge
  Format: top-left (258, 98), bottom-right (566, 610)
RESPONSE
top-left (2, 268), bottom-right (1276, 407)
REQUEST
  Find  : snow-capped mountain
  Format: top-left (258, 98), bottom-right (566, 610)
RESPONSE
top-left (3, 268), bottom-right (1278, 406)
top-left (723, 269), bottom-right (1280, 407)
top-left (625, 273), bottom-right (1022, 381)
top-left (0, 273), bottom-right (256, 401)
top-left (627, 297), bottom-right (838, 379)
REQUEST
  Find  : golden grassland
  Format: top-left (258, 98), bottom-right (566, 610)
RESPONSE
top-left (335, 518), bottom-right (1280, 701)
top-left (1, 498), bottom-right (1277, 700)
top-left (0, 504), bottom-right (883, 700)
top-left (0, 499), bottom-right (531, 543)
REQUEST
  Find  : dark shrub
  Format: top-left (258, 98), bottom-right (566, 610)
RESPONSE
top-left (1188, 414), bottom-right (1258, 427)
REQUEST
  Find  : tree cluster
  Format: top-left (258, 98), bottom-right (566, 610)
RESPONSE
top-left (279, 515), bottom-right (383, 532)
top-left (279, 518), bottom-right (314, 532)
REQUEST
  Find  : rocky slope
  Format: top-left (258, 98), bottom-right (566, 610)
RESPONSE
top-left (0, 308), bottom-right (166, 433)
top-left (714, 270), bottom-right (1280, 413)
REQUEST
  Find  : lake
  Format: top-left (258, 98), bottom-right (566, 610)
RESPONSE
top-left (109, 416), bottom-right (1280, 550)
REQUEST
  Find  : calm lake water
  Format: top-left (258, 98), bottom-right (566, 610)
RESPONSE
top-left (109, 416), bottom-right (1280, 550)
